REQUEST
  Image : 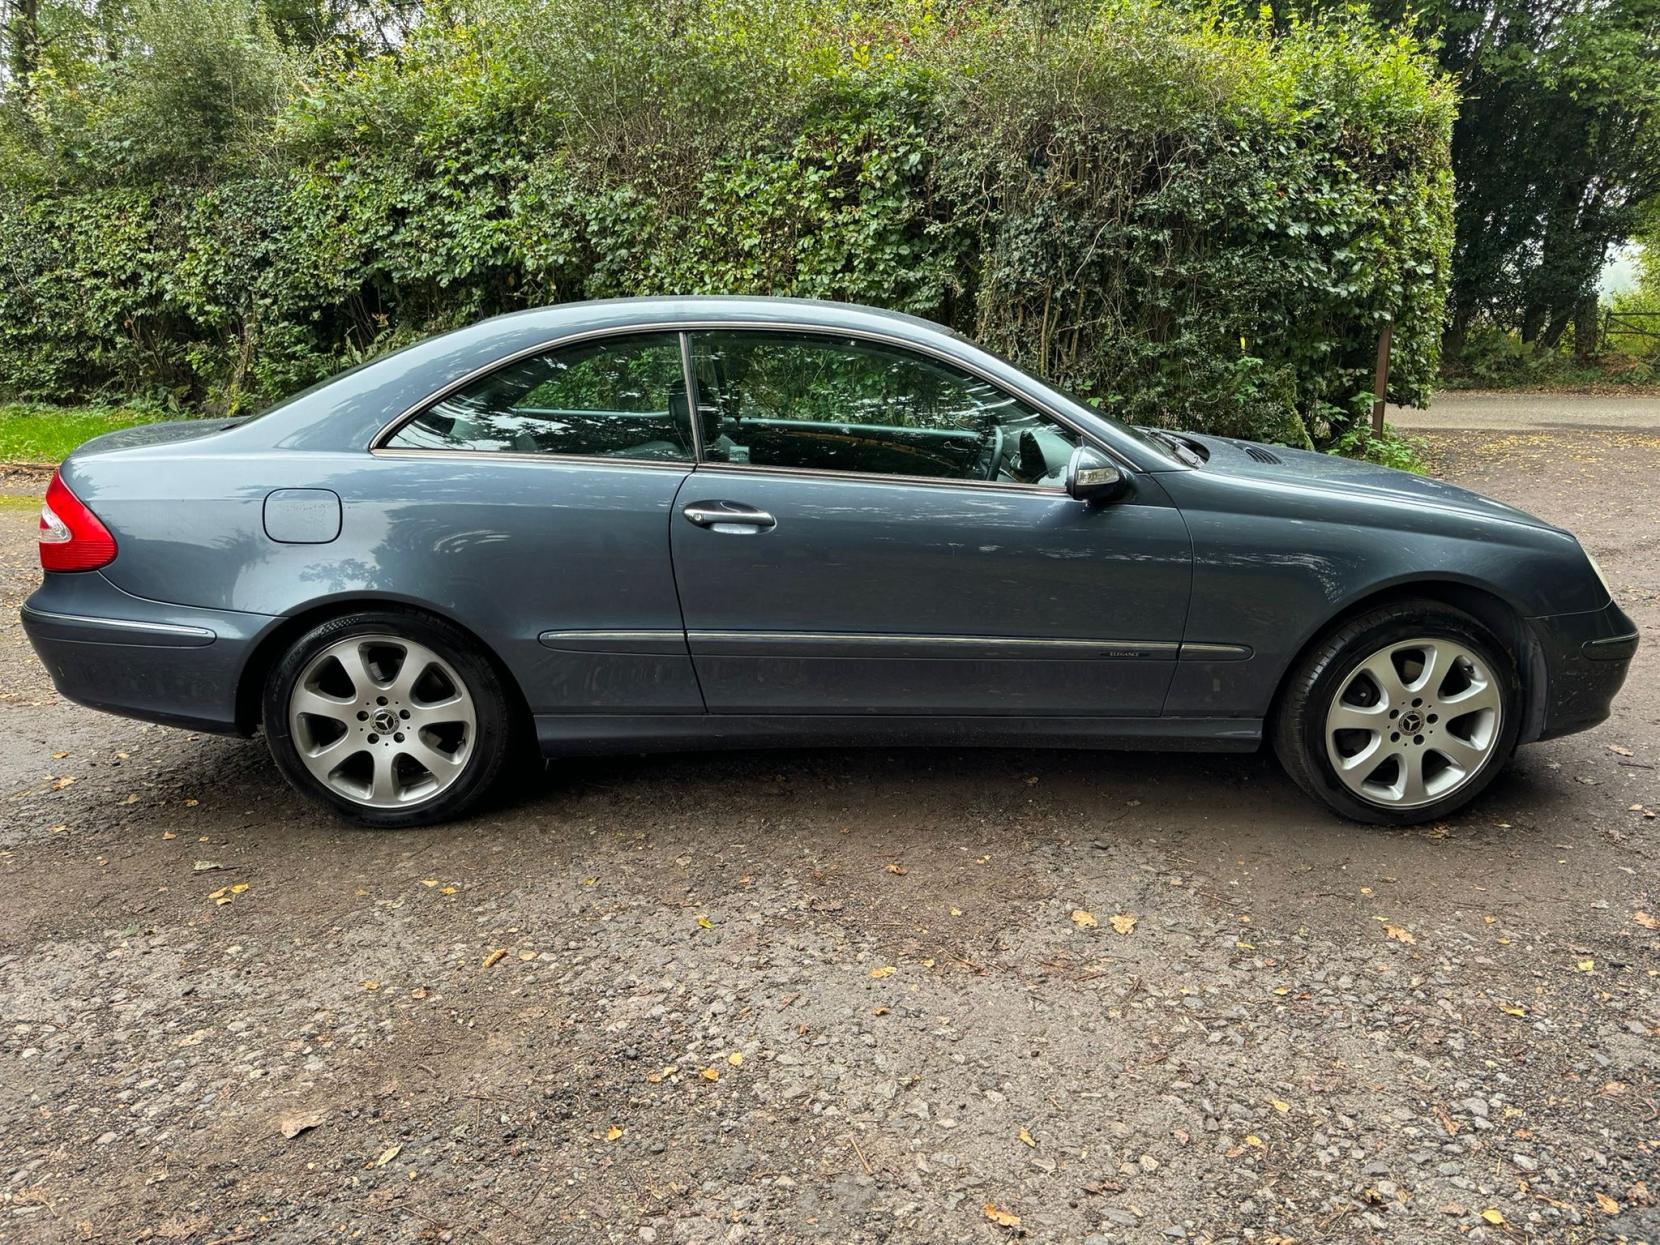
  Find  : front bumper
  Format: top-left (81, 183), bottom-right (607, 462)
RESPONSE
top-left (1527, 599), bottom-right (1639, 742)
top-left (21, 572), bottom-right (272, 735)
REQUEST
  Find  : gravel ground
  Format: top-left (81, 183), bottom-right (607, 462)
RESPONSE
top-left (0, 432), bottom-right (1656, 1245)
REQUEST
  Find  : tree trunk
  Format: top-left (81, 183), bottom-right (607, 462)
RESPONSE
top-left (1574, 293), bottom-right (1599, 359)
top-left (8, 0), bottom-right (41, 95)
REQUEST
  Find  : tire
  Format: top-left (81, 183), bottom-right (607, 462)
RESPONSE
top-left (262, 610), bottom-right (516, 827)
top-left (1272, 600), bottom-right (1522, 826)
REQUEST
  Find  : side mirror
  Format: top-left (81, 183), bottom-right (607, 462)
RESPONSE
top-left (1066, 446), bottom-right (1125, 505)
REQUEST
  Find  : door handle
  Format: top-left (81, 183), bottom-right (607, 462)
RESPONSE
top-left (682, 502), bottom-right (777, 534)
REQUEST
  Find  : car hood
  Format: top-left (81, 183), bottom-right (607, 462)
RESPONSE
top-left (1176, 433), bottom-right (1559, 532)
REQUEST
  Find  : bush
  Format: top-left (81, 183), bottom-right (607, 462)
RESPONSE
top-left (0, 0), bottom-right (1455, 446)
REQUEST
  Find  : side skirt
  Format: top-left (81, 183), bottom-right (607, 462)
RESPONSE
top-left (534, 714), bottom-right (1262, 756)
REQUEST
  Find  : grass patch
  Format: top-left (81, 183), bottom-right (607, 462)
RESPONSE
top-left (0, 403), bottom-right (176, 465)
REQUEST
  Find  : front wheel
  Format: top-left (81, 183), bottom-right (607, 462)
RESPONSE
top-left (262, 611), bottom-right (515, 827)
top-left (1273, 601), bottom-right (1522, 825)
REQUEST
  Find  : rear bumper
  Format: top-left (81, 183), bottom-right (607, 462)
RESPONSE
top-left (21, 573), bottom-right (271, 734)
top-left (1527, 599), bottom-right (1638, 742)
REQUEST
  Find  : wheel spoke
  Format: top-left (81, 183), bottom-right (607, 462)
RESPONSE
top-left (369, 750), bottom-right (402, 804)
top-left (411, 693), bottom-right (475, 730)
top-left (1431, 733), bottom-right (1487, 770)
top-left (1442, 680), bottom-right (1500, 715)
top-left (385, 645), bottom-right (431, 705)
top-left (332, 644), bottom-right (382, 698)
top-left (1328, 701), bottom-right (1389, 734)
top-left (292, 688), bottom-right (355, 724)
top-left (402, 736), bottom-right (460, 777)
top-left (1406, 642), bottom-right (1444, 695)
top-left (1356, 652), bottom-right (1409, 703)
top-left (299, 736), bottom-right (357, 783)
top-left (1396, 748), bottom-right (1430, 805)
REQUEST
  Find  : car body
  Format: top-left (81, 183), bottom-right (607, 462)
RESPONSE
top-left (21, 297), bottom-right (1638, 825)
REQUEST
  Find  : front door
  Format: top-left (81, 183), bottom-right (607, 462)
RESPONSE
top-left (669, 329), bottom-right (1192, 715)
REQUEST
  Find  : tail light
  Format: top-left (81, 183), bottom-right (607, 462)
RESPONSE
top-left (39, 470), bottom-right (117, 572)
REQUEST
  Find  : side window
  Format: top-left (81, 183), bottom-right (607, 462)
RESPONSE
top-left (387, 332), bottom-right (692, 461)
top-left (688, 330), bottom-right (1080, 484)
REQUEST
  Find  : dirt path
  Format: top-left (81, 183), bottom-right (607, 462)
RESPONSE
top-left (0, 435), bottom-right (1656, 1244)
top-left (1390, 390), bottom-right (1660, 431)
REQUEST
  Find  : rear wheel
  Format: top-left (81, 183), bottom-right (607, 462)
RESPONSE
top-left (1273, 601), bottom-right (1521, 825)
top-left (263, 611), bottom-right (515, 827)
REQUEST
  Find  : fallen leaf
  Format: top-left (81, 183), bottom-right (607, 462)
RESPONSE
top-left (949, 906), bottom-right (963, 917)
top-left (727, 1052), bottom-right (743, 1067)
top-left (48, 824), bottom-right (67, 834)
top-left (1609, 744), bottom-right (1634, 757)
top-left (1480, 1209), bottom-right (1504, 1226)
top-left (51, 776), bottom-right (74, 790)
top-left (361, 980), bottom-right (380, 992)
top-left (869, 965), bottom-right (896, 979)
top-left (122, 793), bottom-right (139, 805)
top-left (439, 886), bottom-right (458, 895)
top-left (519, 951), bottom-right (536, 961)
top-left (481, 948), bottom-right (506, 969)
top-left (1110, 913), bottom-right (1138, 936)
top-left (229, 882), bottom-right (249, 895)
top-left (1636, 912), bottom-right (1659, 931)
top-left (872, 1006), bottom-right (890, 1016)
top-left (605, 1125), bottom-right (624, 1142)
top-left (645, 1065), bottom-right (677, 1084)
top-left (160, 831), bottom-right (175, 840)
top-left (421, 879), bottom-right (438, 887)
top-left (983, 1204), bottom-right (1021, 1228)
top-left (700, 1067), bottom-right (720, 1082)
top-left (1383, 923), bottom-right (1415, 945)
top-left (1245, 1134), bottom-right (1264, 1148)
top-left (279, 1110), bottom-right (325, 1140)
top-left (183, 798), bottom-right (199, 807)
top-left (1576, 958), bottom-right (1595, 972)
top-left (1071, 909), bottom-right (1098, 928)
top-left (1595, 1192), bottom-right (1620, 1214)
top-left (1270, 1099), bottom-right (1290, 1113)
top-left (51, 750), bottom-right (69, 759)
top-left (1017, 1126), bottom-right (1035, 1148)
top-left (374, 1145), bottom-right (401, 1167)
top-left (192, 860), bottom-right (222, 873)
top-left (696, 915), bottom-right (714, 929)
top-left (1499, 1003), bottom-right (1527, 1017)
top-left (885, 862), bottom-right (908, 875)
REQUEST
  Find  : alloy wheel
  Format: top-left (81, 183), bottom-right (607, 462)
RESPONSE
top-left (287, 634), bottom-right (477, 809)
top-left (1324, 637), bottom-right (1503, 810)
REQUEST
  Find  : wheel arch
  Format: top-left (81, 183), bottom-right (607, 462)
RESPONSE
top-left (234, 596), bottom-right (535, 739)
top-left (1267, 578), bottom-right (1548, 743)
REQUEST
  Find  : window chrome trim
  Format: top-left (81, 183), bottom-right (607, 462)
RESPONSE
top-left (688, 461), bottom-right (1068, 498)
top-left (368, 319), bottom-right (1138, 479)
top-left (369, 447), bottom-right (693, 471)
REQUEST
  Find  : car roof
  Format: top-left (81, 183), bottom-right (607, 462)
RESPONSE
top-left (236, 296), bottom-right (1169, 471)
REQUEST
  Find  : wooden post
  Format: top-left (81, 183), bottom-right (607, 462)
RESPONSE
top-left (1370, 321), bottom-right (1393, 437)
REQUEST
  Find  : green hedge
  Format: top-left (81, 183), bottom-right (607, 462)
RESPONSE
top-left (0, 0), bottom-right (1455, 446)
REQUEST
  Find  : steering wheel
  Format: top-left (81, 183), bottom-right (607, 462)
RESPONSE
top-left (979, 424), bottom-right (1006, 481)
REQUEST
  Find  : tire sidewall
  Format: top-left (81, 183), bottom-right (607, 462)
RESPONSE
top-left (262, 611), bottom-right (512, 827)
top-left (1294, 609), bottom-right (1522, 825)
